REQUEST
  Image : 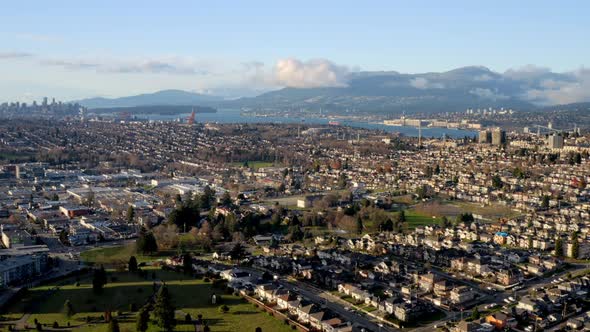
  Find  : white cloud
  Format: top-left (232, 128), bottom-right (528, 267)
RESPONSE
top-left (473, 74), bottom-right (493, 81)
top-left (272, 58), bottom-right (349, 88)
top-left (469, 88), bottom-right (509, 100)
top-left (503, 65), bottom-right (552, 80)
top-left (409, 77), bottom-right (444, 89)
top-left (524, 68), bottom-right (590, 105)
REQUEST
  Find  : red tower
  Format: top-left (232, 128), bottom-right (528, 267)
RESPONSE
top-left (187, 109), bottom-right (196, 125)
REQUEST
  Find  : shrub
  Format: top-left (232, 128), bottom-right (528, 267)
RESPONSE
top-left (218, 304), bottom-right (229, 314)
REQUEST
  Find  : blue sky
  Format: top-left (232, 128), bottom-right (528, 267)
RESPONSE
top-left (1, 0), bottom-right (589, 102)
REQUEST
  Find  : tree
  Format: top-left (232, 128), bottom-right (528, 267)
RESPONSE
top-left (229, 242), bottom-right (246, 262)
top-left (182, 253), bottom-right (193, 275)
top-left (287, 225), bottom-right (304, 242)
top-left (84, 189), bottom-right (95, 207)
top-left (127, 206), bottom-right (135, 223)
top-left (92, 266), bottom-right (107, 294)
top-left (555, 237), bottom-right (563, 257)
top-left (571, 233), bottom-right (580, 259)
top-left (62, 300), bottom-right (75, 318)
top-left (136, 227), bottom-right (158, 254)
top-left (380, 218), bottom-right (394, 232)
top-left (128, 256), bottom-right (138, 272)
top-left (398, 210), bottom-right (406, 223)
top-left (153, 224), bottom-right (180, 250)
top-left (107, 318), bottom-right (120, 332)
top-left (153, 286), bottom-right (176, 332)
top-left (356, 216), bottom-right (363, 234)
top-left (221, 191), bottom-right (232, 206)
top-left (136, 305), bottom-right (150, 332)
top-left (491, 175), bottom-right (503, 189)
top-left (541, 195), bottom-right (550, 209)
top-left (441, 216), bottom-right (451, 228)
top-left (470, 307), bottom-right (480, 320)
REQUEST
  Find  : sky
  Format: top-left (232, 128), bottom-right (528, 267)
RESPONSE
top-left (1, 0), bottom-right (589, 102)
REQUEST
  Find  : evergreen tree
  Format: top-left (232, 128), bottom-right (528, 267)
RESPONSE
top-left (127, 206), bottom-right (135, 223)
top-left (182, 253), bottom-right (193, 275)
top-left (92, 266), bottom-right (108, 294)
top-left (571, 233), bottom-right (580, 259)
top-left (137, 228), bottom-right (158, 254)
top-left (153, 286), bottom-right (175, 332)
top-left (229, 242), bottom-right (246, 262)
top-left (541, 195), bottom-right (550, 209)
top-left (555, 237), bottom-right (563, 257)
top-left (128, 256), bottom-right (138, 272)
top-left (136, 305), bottom-right (150, 332)
top-left (399, 210), bottom-right (406, 223)
top-left (356, 216), bottom-right (363, 234)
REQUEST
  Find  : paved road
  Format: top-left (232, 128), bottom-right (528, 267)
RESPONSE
top-left (283, 279), bottom-right (396, 332)
top-left (239, 266), bottom-right (394, 332)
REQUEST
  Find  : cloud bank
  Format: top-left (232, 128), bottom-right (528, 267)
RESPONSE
top-left (40, 56), bottom-right (211, 75)
top-left (522, 68), bottom-right (590, 105)
top-left (409, 77), bottom-right (444, 89)
top-left (504, 65), bottom-right (590, 105)
top-left (0, 51), bottom-right (33, 59)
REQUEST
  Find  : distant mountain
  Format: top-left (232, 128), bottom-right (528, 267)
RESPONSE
top-left (75, 89), bottom-right (223, 109)
top-left (229, 66), bottom-right (543, 114)
top-left (74, 67), bottom-right (586, 115)
top-left (89, 105), bottom-right (216, 114)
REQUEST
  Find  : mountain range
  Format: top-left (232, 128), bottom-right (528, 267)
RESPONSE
top-left (74, 66), bottom-right (584, 114)
top-left (74, 89), bottom-right (223, 109)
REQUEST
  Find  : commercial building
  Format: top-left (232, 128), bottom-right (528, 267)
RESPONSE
top-left (478, 130), bottom-right (492, 144)
top-left (0, 245), bottom-right (49, 288)
top-left (547, 133), bottom-right (564, 149)
top-left (491, 128), bottom-right (506, 146)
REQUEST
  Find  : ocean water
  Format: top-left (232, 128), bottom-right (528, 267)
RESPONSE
top-left (131, 109), bottom-right (477, 139)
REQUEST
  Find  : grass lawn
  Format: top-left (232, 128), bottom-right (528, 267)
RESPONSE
top-left (411, 199), bottom-right (521, 222)
top-left (4, 269), bottom-right (292, 332)
top-left (403, 210), bottom-right (442, 229)
top-left (0, 151), bottom-right (35, 162)
top-left (80, 244), bottom-right (173, 266)
top-left (230, 160), bottom-right (275, 170)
